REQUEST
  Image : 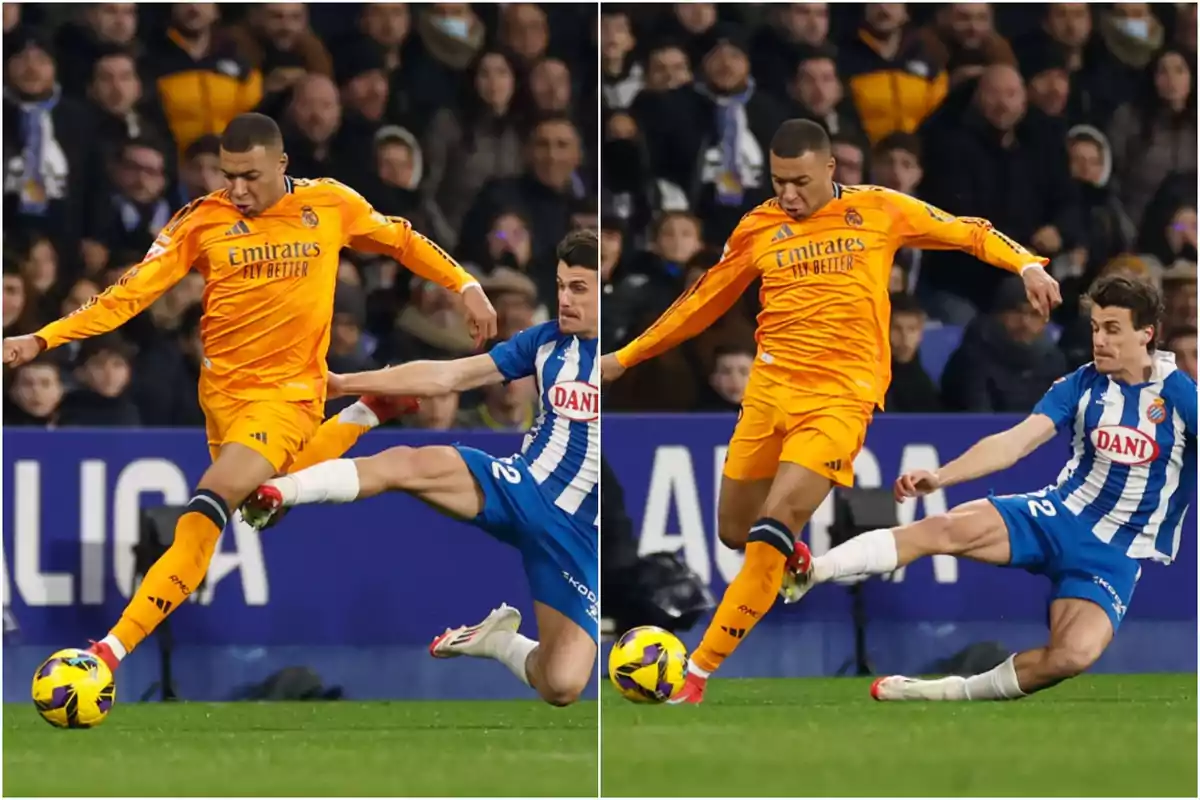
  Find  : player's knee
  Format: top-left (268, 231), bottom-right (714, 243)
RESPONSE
top-left (538, 671), bottom-right (587, 707)
top-left (908, 512), bottom-right (963, 555)
top-left (1043, 644), bottom-right (1101, 679)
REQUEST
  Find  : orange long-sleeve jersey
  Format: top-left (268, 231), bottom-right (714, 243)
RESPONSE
top-left (616, 185), bottom-right (1049, 409)
top-left (36, 177), bottom-right (477, 403)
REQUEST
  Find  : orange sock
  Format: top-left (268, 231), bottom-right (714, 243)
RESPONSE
top-left (110, 491), bottom-right (228, 654)
top-left (691, 525), bottom-right (792, 674)
top-left (287, 403), bottom-right (378, 473)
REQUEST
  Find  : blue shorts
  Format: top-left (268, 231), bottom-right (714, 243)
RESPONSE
top-left (455, 447), bottom-right (598, 641)
top-left (989, 490), bottom-right (1142, 632)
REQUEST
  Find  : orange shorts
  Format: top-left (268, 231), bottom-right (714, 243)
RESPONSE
top-left (723, 368), bottom-right (874, 487)
top-left (200, 391), bottom-right (323, 472)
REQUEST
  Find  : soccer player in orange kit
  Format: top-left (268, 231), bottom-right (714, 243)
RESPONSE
top-left (600, 119), bottom-right (1063, 704)
top-left (1, 113), bottom-right (497, 673)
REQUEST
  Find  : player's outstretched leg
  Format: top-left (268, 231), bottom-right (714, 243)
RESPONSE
top-left (677, 464), bottom-right (828, 704)
top-left (241, 396), bottom-right (419, 530)
top-left (245, 445), bottom-right (483, 521)
top-left (787, 498), bottom-right (1014, 603)
top-left (90, 444), bottom-right (277, 671)
top-left (432, 602), bottom-right (595, 707)
top-left (872, 597), bottom-right (1113, 701)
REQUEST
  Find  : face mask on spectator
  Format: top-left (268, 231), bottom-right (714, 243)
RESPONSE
top-left (433, 16), bottom-right (471, 41)
top-left (1114, 17), bottom-right (1150, 40)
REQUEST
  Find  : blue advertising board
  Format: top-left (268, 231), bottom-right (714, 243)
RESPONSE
top-left (2, 428), bottom-right (588, 702)
top-left (603, 413), bottom-right (1197, 678)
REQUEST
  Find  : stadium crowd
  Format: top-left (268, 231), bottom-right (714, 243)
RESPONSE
top-left (600, 2), bottom-right (1198, 413)
top-left (3, 2), bottom-right (597, 431)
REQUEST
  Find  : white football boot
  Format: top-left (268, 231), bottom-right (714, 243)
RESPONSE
top-left (429, 604), bottom-right (522, 659)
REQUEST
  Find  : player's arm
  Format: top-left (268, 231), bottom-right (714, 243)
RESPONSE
top-left (333, 354), bottom-right (502, 398)
top-left (887, 191), bottom-right (1061, 315)
top-left (3, 204), bottom-right (202, 366)
top-left (331, 181), bottom-right (497, 343)
top-left (608, 227), bottom-right (757, 376)
top-left (896, 369), bottom-right (1081, 499)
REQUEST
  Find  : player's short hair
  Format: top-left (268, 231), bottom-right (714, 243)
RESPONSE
top-left (889, 292), bottom-right (926, 317)
top-left (220, 113), bottom-right (283, 153)
top-left (556, 229), bottom-right (598, 271)
top-left (770, 119), bottom-right (831, 158)
top-left (1087, 275), bottom-right (1164, 350)
top-left (873, 131), bottom-right (922, 163)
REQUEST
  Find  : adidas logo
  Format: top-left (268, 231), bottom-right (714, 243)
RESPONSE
top-left (147, 596), bottom-right (173, 614)
top-left (721, 626), bottom-right (746, 639)
top-left (224, 220), bottom-right (250, 237)
top-left (770, 224), bottom-right (794, 243)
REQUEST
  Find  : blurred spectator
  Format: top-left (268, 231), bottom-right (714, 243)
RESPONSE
top-left (283, 73), bottom-right (371, 182)
top-left (920, 64), bottom-right (1082, 323)
top-left (457, 375), bottom-right (537, 431)
top-left (4, 26), bottom-right (97, 271)
top-left (1064, 125), bottom-right (1136, 292)
top-left (409, 392), bottom-right (460, 431)
top-left (460, 114), bottom-right (587, 266)
top-left (229, 3), bottom-right (332, 94)
top-left (831, 134), bottom-right (867, 185)
top-left (1162, 263), bottom-right (1198, 332)
top-left (788, 44), bottom-right (864, 139)
top-left (1107, 46), bottom-right (1196, 229)
top-left (1018, 38), bottom-right (1072, 123)
top-left (87, 137), bottom-right (172, 258)
top-left (54, 3), bottom-right (140, 97)
top-left (5, 357), bottom-right (64, 427)
top-left (885, 293), bottom-right (940, 412)
top-left (500, 4), bottom-right (550, 68)
top-left (13, 232), bottom-right (60, 324)
top-left (147, 3), bottom-right (262, 157)
top-left (358, 4), bottom-right (411, 73)
top-left (923, 3), bottom-right (1017, 89)
top-left (58, 334), bottom-right (141, 427)
top-left (870, 131), bottom-right (923, 195)
top-left (421, 50), bottom-right (524, 250)
top-left (1164, 325), bottom-right (1197, 380)
top-left (178, 134), bottom-right (223, 202)
top-left (840, 4), bottom-right (948, 143)
top-left (370, 125), bottom-right (424, 223)
top-left (3, 259), bottom-right (35, 335)
top-left (643, 41), bottom-right (692, 92)
top-left (1137, 170), bottom-right (1198, 267)
top-left (941, 276), bottom-right (1068, 412)
top-left (697, 344), bottom-right (752, 411)
top-left (751, 3), bottom-right (832, 100)
top-left (406, 5), bottom-right (487, 117)
top-left (601, 7), bottom-right (641, 109)
top-left (529, 56), bottom-right (573, 117)
top-left (87, 46), bottom-right (174, 166)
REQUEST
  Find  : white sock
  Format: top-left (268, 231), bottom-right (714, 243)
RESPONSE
top-left (338, 400), bottom-right (380, 428)
top-left (811, 528), bottom-right (898, 583)
top-left (487, 630), bottom-right (538, 687)
top-left (963, 655), bottom-right (1026, 700)
top-left (888, 656), bottom-right (1025, 701)
top-left (272, 459), bottom-right (361, 506)
top-left (688, 662), bottom-right (710, 679)
top-left (99, 634), bottom-right (127, 661)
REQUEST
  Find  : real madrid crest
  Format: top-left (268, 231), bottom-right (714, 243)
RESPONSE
top-left (844, 208), bottom-right (863, 227)
top-left (301, 206), bottom-right (319, 228)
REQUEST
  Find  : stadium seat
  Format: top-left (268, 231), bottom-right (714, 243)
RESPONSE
top-left (919, 324), bottom-right (964, 385)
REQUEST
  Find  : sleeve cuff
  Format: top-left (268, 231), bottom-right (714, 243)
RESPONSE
top-left (459, 280), bottom-right (480, 294)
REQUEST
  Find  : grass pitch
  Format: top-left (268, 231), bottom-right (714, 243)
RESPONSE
top-left (601, 675), bottom-right (1196, 797)
top-left (4, 699), bottom-right (597, 797)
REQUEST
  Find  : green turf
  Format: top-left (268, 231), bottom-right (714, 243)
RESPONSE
top-left (4, 700), bottom-right (598, 797)
top-left (601, 675), bottom-right (1197, 797)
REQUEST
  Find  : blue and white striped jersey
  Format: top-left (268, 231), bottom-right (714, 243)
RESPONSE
top-left (1034, 352), bottom-right (1197, 563)
top-left (489, 321), bottom-right (599, 528)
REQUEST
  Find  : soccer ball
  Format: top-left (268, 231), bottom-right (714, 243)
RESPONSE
top-left (608, 625), bottom-right (688, 703)
top-left (31, 648), bottom-right (116, 728)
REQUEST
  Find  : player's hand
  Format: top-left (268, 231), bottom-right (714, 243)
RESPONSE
top-left (2, 335), bottom-right (45, 368)
top-left (895, 469), bottom-right (941, 501)
top-left (462, 284), bottom-right (498, 347)
top-left (600, 353), bottom-right (626, 383)
top-left (1021, 265), bottom-right (1061, 317)
top-left (326, 372), bottom-right (347, 399)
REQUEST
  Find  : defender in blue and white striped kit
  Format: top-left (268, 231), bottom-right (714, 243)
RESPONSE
top-left (249, 232), bottom-right (599, 707)
top-left (790, 276), bottom-right (1196, 702)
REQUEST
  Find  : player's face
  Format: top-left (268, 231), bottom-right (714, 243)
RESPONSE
top-left (556, 262), bottom-right (597, 337)
top-left (220, 145), bottom-right (288, 216)
top-left (770, 150), bottom-right (835, 219)
top-left (1091, 304), bottom-right (1153, 373)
